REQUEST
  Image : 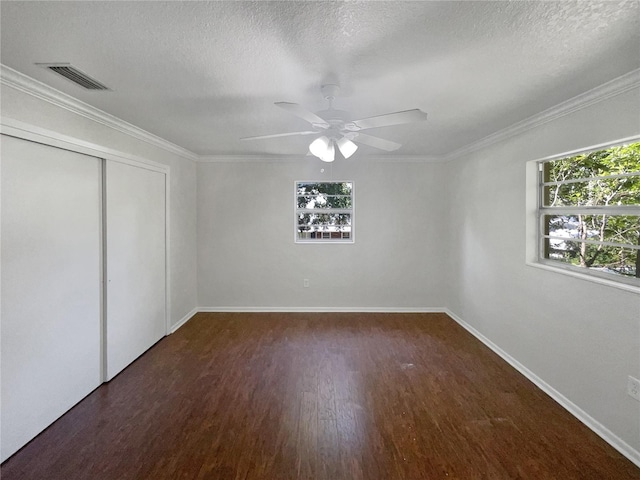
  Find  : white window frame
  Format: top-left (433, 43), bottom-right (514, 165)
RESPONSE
top-left (526, 135), bottom-right (640, 293)
top-left (295, 181), bottom-right (355, 244)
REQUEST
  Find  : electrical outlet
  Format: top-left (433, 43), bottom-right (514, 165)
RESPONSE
top-left (627, 376), bottom-right (640, 401)
top-left (303, 279), bottom-right (309, 288)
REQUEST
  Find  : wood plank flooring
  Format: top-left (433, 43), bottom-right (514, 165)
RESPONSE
top-left (2, 312), bottom-right (639, 479)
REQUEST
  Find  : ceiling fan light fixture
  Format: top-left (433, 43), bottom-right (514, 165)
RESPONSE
top-left (321, 141), bottom-right (335, 163)
top-left (309, 136), bottom-right (335, 162)
top-left (336, 137), bottom-right (358, 159)
top-left (245, 84), bottom-right (428, 159)
top-left (309, 136), bottom-right (330, 158)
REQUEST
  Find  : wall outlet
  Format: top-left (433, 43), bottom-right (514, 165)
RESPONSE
top-left (627, 376), bottom-right (640, 401)
top-left (303, 278), bottom-right (309, 288)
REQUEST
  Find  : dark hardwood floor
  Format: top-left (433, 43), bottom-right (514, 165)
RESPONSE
top-left (2, 312), bottom-right (639, 479)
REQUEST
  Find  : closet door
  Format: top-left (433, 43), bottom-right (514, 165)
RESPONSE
top-left (1, 135), bottom-right (102, 462)
top-left (105, 161), bottom-right (166, 380)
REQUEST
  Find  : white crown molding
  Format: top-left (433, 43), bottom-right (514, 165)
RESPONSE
top-left (201, 69), bottom-right (640, 164)
top-left (199, 154), bottom-right (307, 163)
top-left (0, 64), bottom-right (199, 162)
top-left (345, 154), bottom-right (445, 163)
top-left (443, 68), bottom-right (640, 162)
top-left (198, 154), bottom-right (443, 163)
top-left (4, 63), bottom-right (638, 165)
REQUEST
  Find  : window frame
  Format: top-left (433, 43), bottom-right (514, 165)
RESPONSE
top-left (527, 136), bottom-right (640, 292)
top-left (294, 180), bottom-right (355, 244)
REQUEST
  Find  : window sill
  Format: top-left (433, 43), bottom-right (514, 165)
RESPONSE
top-left (526, 261), bottom-right (640, 294)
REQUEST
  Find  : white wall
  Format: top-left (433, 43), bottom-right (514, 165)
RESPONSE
top-left (445, 87), bottom-right (640, 458)
top-left (0, 84), bottom-right (198, 328)
top-left (197, 158), bottom-right (448, 310)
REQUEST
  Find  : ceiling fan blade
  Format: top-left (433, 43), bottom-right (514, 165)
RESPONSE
top-left (354, 133), bottom-right (402, 151)
top-left (275, 102), bottom-right (329, 127)
top-left (240, 131), bottom-right (317, 141)
top-left (349, 109), bottom-right (427, 131)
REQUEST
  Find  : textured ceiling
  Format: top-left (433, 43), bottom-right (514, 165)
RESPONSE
top-left (1, 1), bottom-right (639, 157)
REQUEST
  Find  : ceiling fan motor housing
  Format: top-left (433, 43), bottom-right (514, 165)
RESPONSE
top-left (314, 109), bottom-right (355, 139)
top-left (321, 83), bottom-right (340, 100)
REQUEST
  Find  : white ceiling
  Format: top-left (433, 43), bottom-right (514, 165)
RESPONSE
top-left (1, 1), bottom-right (639, 157)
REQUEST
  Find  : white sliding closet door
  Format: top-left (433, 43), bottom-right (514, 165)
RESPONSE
top-left (105, 161), bottom-right (166, 380)
top-left (1, 135), bottom-right (102, 462)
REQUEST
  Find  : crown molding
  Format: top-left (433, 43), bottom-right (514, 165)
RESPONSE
top-left (198, 154), bottom-right (444, 163)
top-left (443, 68), bottom-right (640, 162)
top-left (198, 67), bottom-right (640, 164)
top-left (4, 64), bottom-right (637, 165)
top-left (199, 154), bottom-right (305, 163)
top-left (0, 64), bottom-right (199, 162)
top-left (344, 154), bottom-right (445, 163)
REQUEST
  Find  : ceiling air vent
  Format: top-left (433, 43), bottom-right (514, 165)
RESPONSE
top-left (36, 63), bottom-right (110, 90)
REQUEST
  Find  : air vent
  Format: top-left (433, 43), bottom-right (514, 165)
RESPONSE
top-left (36, 63), bottom-right (110, 90)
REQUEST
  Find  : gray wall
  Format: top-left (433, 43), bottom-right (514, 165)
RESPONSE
top-left (445, 87), bottom-right (640, 456)
top-left (197, 159), bottom-right (448, 310)
top-left (196, 86), bottom-right (640, 460)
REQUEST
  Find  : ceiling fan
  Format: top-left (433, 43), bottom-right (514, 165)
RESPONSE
top-left (240, 84), bottom-right (428, 162)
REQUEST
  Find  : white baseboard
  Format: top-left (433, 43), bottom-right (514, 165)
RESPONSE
top-left (169, 308), bottom-right (198, 334)
top-left (444, 308), bottom-right (640, 469)
top-left (171, 305), bottom-right (640, 467)
top-left (171, 306), bottom-right (444, 333)
top-left (197, 306), bottom-right (446, 313)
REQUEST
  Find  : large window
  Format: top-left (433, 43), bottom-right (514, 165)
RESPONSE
top-left (295, 182), bottom-right (353, 243)
top-left (538, 140), bottom-right (640, 286)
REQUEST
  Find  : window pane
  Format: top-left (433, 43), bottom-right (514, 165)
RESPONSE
top-left (297, 213), bottom-right (312, 226)
top-left (545, 215), bottom-right (640, 247)
top-left (297, 182), bottom-right (352, 195)
top-left (297, 195), bottom-right (314, 208)
top-left (544, 142), bottom-right (640, 183)
top-left (539, 142), bottom-right (640, 284)
top-left (544, 176), bottom-right (640, 206)
top-left (298, 213), bottom-right (351, 228)
top-left (546, 239), bottom-right (638, 278)
top-left (296, 181), bottom-right (353, 243)
top-left (297, 194), bottom-right (352, 209)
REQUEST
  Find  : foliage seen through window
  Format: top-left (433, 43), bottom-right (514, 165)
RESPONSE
top-left (540, 141), bottom-right (640, 282)
top-left (296, 182), bottom-right (353, 242)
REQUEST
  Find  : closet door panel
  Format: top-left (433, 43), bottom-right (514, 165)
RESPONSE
top-left (105, 161), bottom-right (166, 380)
top-left (1, 135), bottom-right (102, 462)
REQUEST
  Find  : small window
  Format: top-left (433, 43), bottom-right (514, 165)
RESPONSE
top-left (295, 182), bottom-right (353, 243)
top-left (538, 141), bottom-right (640, 286)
